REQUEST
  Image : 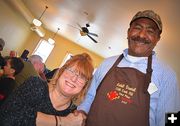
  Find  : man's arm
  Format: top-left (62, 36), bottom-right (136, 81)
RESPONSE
top-left (77, 62), bottom-right (105, 113)
top-left (155, 70), bottom-right (180, 126)
top-left (77, 69), bottom-right (100, 113)
top-left (77, 56), bottom-right (118, 113)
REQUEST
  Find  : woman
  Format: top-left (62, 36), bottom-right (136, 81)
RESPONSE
top-left (0, 53), bottom-right (94, 126)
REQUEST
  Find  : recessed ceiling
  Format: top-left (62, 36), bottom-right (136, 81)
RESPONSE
top-left (10, 0), bottom-right (180, 58)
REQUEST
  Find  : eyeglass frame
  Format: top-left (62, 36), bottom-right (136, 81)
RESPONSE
top-left (64, 67), bottom-right (88, 85)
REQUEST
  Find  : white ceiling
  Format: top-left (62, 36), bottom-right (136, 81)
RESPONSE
top-left (8, 0), bottom-right (180, 58)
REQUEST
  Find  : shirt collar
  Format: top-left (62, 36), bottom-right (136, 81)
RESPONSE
top-left (123, 49), bottom-right (155, 63)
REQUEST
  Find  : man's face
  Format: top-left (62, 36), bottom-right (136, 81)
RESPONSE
top-left (127, 18), bottom-right (160, 57)
top-left (3, 60), bottom-right (14, 76)
top-left (33, 61), bottom-right (44, 74)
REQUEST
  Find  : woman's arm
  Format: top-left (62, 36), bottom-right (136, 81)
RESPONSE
top-left (36, 112), bottom-right (86, 126)
top-left (0, 76), bottom-right (47, 125)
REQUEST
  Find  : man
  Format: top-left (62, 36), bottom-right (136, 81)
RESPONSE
top-left (78, 10), bottom-right (180, 126)
top-left (15, 58), bottom-right (38, 87)
top-left (28, 55), bottom-right (46, 80)
top-left (15, 55), bottom-right (46, 87)
top-left (9, 50), bottom-right (17, 58)
top-left (0, 57), bottom-right (24, 105)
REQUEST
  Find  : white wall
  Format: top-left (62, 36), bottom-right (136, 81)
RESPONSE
top-left (0, 0), bottom-right (30, 56)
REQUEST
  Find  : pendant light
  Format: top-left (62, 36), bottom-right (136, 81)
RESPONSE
top-left (33, 6), bottom-right (48, 27)
top-left (48, 28), bottom-right (60, 45)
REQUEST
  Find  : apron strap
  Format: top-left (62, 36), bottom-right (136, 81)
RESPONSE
top-left (97, 53), bottom-right (153, 93)
top-left (97, 54), bottom-right (123, 91)
top-left (144, 54), bottom-right (153, 93)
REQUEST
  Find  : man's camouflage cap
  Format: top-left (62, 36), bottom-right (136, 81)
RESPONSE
top-left (130, 10), bottom-right (162, 33)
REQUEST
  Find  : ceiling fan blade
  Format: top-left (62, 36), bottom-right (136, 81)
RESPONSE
top-left (88, 32), bottom-right (98, 37)
top-left (87, 34), bottom-right (98, 43)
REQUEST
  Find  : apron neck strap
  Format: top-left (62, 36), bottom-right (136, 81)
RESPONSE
top-left (110, 53), bottom-right (153, 93)
top-left (144, 54), bottom-right (153, 93)
top-left (111, 54), bottom-right (124, 69)
top-left (96, 54), bottom-right (123, 91)
top-left (98, 53), bottom-right (153, 93)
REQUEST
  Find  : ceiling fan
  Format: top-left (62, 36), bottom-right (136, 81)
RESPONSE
top-left (69, 23), bottom-right (98, 43)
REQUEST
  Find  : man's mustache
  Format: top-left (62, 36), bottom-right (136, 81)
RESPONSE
top-left (130, 36), bottom-right (151, 44)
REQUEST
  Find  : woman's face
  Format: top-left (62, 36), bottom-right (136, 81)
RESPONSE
top-left (56, 65), bottom-right (87, 97)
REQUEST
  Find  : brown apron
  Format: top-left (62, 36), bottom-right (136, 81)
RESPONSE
top-left (86, 54), bottom-right (152, 126)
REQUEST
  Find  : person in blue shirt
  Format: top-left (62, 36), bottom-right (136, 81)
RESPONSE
top-left (77, 10), bottom-right (180, 126)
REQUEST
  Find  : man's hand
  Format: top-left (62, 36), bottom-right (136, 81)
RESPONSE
top-left (61, 111), bottom-right (86, 126)
top-left (73, 110), bottom-right (87, 126)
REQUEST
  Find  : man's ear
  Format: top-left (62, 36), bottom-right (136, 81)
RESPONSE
top-left (128, 28), bottom-right (130, 33)
top-left (158, 35), bottom-right (161, 41)
top-left (127, 28), bottom-right (130, 39)
top-left (156, 34), bottom-right (161, 43)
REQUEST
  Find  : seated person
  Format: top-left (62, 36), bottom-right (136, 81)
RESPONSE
top-left (0, 53), bottom-right (94, 126)
top-left (0, 57), bottom-right (24, 106)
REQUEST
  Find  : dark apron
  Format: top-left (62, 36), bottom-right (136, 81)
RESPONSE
top-left (86, 54), bottom-right (152, 126)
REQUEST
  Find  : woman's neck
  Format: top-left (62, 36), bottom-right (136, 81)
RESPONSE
top-left (49, 88), bottom-right (71, 111)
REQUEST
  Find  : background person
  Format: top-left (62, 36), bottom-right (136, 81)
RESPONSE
top-left (15, 58), bottom-right (38, 87)
top-left (0, 57), bottom-right (24, 106)
top-left (9, 50), bottom-right (18, 58)
top-left (28, 55), bottom-right (46, 80)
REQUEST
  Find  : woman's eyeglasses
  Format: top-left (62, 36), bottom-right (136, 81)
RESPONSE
top-left (65, 68), bottom-right (88, 84)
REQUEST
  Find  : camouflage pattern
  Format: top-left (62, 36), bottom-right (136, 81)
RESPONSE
top-left (130, 10), bottom-right (162, 33)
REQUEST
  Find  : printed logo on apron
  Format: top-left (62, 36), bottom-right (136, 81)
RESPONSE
top-left (107, 83), bottom-right (136, 104)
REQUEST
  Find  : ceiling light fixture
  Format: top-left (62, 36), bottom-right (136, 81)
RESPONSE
top-left (32, 6), bottom-right (48, 27)
top-left (48, 28), bottom-right (60, 45)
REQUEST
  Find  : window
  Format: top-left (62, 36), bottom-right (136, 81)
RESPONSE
top-left (93, 68), bottom-right (97, 75)
top-left (33, 39), bottom-right (54, 63)
top-left (59, 52), bottom-right (73, 67)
